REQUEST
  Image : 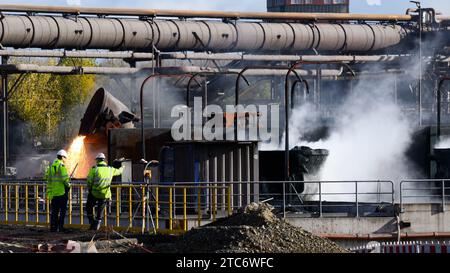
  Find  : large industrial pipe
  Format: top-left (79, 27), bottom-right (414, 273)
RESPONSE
top-left (0, 64), bottom-right (350, 76)
top-left (0, 14), bottom-right (408, 53)
top-left (0, 50), bottom-right (410, 63)
top-left (162, 53), bottom-right (408, 63)
top-left (0, 4), bottom-right (414, 21)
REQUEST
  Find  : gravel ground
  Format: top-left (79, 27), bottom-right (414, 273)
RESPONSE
top-left (0, 225), bottom-right (147, 253)
top-left (0, 203), bottom-right (347, 253)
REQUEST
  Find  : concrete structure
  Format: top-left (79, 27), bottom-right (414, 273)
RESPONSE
top-left (267, 0), bottom-right (350, 13)
top-left (287, 203), bottom-right (450, 248)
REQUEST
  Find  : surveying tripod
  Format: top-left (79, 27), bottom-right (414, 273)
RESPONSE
top-left (129, 160), bottom-right (160, 234)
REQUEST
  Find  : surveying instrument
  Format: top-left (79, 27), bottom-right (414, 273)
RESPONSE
top-left (142, 160), bottom-right (160, 234)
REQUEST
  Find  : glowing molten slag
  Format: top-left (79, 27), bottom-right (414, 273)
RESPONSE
top-left (66, 136), bottom-right (89, 179)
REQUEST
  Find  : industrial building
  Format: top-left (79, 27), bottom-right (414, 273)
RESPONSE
top-left (267, 0), bottom-right (349, 13)
top-left (0, 3), bottom-right (449, 253)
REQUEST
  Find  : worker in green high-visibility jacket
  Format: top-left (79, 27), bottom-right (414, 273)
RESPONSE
top-left (86, 153), bottom-right (124, 230)
top-left (44, 149), bottom-right (71, 232)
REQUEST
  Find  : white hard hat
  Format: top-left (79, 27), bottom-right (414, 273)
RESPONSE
top-left (96, 153), bottom-right (106, 160)
top-left (57, 149), bottom-right (68, 158)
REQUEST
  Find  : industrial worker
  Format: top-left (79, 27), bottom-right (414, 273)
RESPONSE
top-left (44, 149), bottom-right (71, 232)
top-left (86, 153), bottom-right (124, 230)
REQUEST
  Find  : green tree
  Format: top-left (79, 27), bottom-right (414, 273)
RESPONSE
top-left (56, 58), bottom-right (96, 111)
top-left (8, 57), bottom-right (97, 147)
top-left (55, 58), bottom-right (96, 140)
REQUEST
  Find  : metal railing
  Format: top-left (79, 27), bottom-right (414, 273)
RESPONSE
top-left (172, 180), bottom-right (395, 218)
top-left (400, 179), bottom-right (450, 212)
top-left (0, 181), bottom-right (232, 234)
top-left (0, 180), bottom-right (395, 233)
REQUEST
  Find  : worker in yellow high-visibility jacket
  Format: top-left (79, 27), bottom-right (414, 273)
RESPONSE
top-left (44, 149), bottom-right (71, 232)
top-left (86, 153), bottom-right (124, 230)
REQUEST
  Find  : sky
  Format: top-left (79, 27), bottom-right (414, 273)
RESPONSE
top-left (0, 0), bottom-right (449, 15)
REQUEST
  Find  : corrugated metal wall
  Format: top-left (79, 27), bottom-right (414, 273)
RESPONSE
top-left (267, 0), bottom-right (349, 13)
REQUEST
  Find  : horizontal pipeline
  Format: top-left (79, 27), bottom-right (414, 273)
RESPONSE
top-left (436, 15), bottom-right (450, 22)
top-left (0, 14), bottom-right (409, 52)
top-left (162, 52), bottom-right (408, 62)
top-left (0, 49), bottom-right (409, 63)
top-left (0, 64), bottom-right (346, 76)
top-left (0, 4), bottom-right (414, 21)
top-left (0, 49), bottom-right (154, 59)
top-left (0, 64), bottom-right (406, 79)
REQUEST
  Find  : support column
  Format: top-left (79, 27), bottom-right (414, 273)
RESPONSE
top-left (1, 56), bottom-right (8, 176)
top-left (316, 66), bottom-right (322, 111)
top-left (128, 60), bottom-right (137, 113)
top-left (203, 77), bottom-right (208, 130)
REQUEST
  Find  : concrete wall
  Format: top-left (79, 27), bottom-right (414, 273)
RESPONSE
top-left (284, 204), bottom-right (450, 235)
top-left (286, 217), bottom-right (397, 234)
top-left (281, 204), bottom-right (450, 249)
top-left (400, 203), bottom-right (450, 233)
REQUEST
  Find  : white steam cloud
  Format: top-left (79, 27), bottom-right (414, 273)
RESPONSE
top-left (272, 73), bottom-right (422, 201)
top-left (435, 137), bottom-right (450, 149)
top-left (273, 77), bottom-right (416, 183)
top-left (311, 88), bottom-right (413, 183)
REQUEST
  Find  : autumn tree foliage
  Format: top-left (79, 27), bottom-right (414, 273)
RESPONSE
top-left (8, 57), bottom-right (96, 147)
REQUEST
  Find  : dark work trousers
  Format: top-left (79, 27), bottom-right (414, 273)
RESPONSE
top-left (86, 193), bottom-right (107, 224)
top-left (50, 195), bottom-right (68, 231)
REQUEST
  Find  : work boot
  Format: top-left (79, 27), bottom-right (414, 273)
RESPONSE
top-left (88, 216), bottom-right (95, 230)
top-left (89, 221), bottom-right (97, 231)
top-left (50, 218), bottom-right (58, 232)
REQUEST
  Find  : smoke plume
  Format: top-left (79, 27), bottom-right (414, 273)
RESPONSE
top-left (435, 137), bottom-right (450, 149)
top-left (309, 84), bottom-right (414, 183)
top-left (271, 69), bottom-right (424, 201)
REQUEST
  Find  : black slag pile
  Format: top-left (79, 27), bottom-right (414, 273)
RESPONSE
top-left (174, 202), bottom-right (347, 253)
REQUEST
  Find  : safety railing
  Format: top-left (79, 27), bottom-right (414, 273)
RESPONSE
top-left (0, 180), bottom-right (395, 233)
top-left (0, 181), bottom-right (232, 234)
top-left (400, 179), bottom-right (450, 212)
top-left (172, 180), bottom-right (395, 218)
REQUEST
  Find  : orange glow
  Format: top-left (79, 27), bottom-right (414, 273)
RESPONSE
top-left (66, 136), bottom-right (89, 179)
top-left (65, 133), bottom-right (108, 179)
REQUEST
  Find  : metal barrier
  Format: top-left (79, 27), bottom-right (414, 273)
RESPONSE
top-left (173, 180), bottom-right (395, 218)
top-left (0, 180), bottom-right (395, 233)
top-left (0, 181), bottom-right (231, 234)
top-left (400, 179), bottom-right (450, 212)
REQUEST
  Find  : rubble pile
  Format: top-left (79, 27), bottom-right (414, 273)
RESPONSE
top-left (0, 203), bottom-right (347, 253)
top-left (173, 202), bottom-right (347, 253)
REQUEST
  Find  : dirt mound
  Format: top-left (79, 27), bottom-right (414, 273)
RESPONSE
top-left (0, 203), bottom-right (347, 253)
top-left (175, 202), bottom-right (347, 253)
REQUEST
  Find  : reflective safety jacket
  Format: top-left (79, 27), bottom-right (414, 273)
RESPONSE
top-left (87, 161), bottom-right (124, 200)
top-left (44, 159), bottom-right (70, 200)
